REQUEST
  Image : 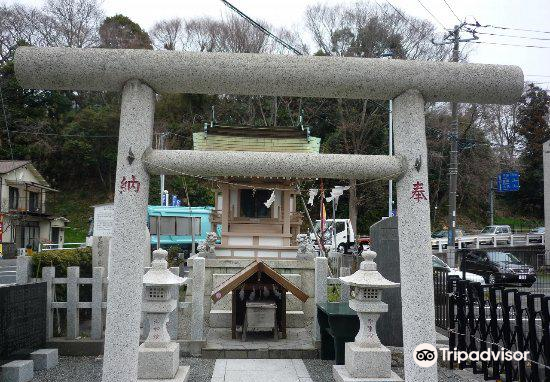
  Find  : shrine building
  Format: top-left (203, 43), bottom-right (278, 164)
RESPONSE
top-left (193, 123), bottom-right (320, 259)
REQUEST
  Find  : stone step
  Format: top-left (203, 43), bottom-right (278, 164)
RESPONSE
top-left (0, 265), bottom-right (17, 272)
top-left (0, 259), bottom-right (17, 266)
top-left (0, 270), bottom-right (17, 277)
top-left (0, 275), bottom-right (16, 284)
top-left (209, 310), bottom-right (306, 328)
top-left (201, 347), bottom-right (318, 359)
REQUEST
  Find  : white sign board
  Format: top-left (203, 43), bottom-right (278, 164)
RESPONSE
top-left (93, 204), bottom-right (114, 237)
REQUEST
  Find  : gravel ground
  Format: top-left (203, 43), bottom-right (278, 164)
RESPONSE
top-left (31, 356), bottom-right (484, 382)
top-left (33, 357), bottom-right (215, 382)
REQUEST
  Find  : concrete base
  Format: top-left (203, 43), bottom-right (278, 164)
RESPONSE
top-left (137, 342), bottom-right (180, 379)
top-left (333, 365), bottom-right (403, 382)
top-left (30, 348), bottom-right (58, 370)
top-left (137, 366), bottom-right (190, 382)
top-left (0, 360), bottom-right (34, 382)
top-left (345, 343), bottom-right (392, 379)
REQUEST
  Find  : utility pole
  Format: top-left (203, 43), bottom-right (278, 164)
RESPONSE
top-left (432, 24), bottom-right (477, 267)
top-left (159, 132), bottom-right (166, 205)
top-left (489, 178), bottom-right (494, 225)
top-left (381, 49), bottom-right (394, 218)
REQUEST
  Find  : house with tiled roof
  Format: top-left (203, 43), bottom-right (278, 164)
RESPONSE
top-left (0, 160), bottom-right (67, 257)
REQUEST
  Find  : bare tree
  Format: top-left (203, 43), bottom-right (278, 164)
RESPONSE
top-left (185, 17), bottom-right (223, 52)
top-left (150, 18), bottom-right (184, 50)
top-left (478, 104), bottom-right (520, 168)
top-left (44, 0), bottom-right (103, 47)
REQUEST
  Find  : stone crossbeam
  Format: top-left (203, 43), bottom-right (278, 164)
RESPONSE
top-left (142, 149), bottom-right (407, 180)
top-left (15, 46), bottom-right (522, 104)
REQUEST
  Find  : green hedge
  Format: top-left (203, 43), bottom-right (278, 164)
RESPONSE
top-left (31, 247), bottom-right (92, 278)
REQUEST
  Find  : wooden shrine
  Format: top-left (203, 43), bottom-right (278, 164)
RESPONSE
top-left (193, 124), bottom-right (321, 259)
top-left (211, 261), bottom-right (308, 339)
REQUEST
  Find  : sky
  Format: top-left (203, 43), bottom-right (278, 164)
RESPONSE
top-left (7, 0), bottom-right (550, 89)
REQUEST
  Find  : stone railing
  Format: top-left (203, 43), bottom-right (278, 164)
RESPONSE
top-left (16, 256), bottom-right (206, 343)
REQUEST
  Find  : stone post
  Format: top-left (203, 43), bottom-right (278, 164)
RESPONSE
top-left (190, 256), bottom-right (205, 341)
top-left (544, 140), bottom-right (550, 266)
top-left (91, 267), bottom-right (104, 340)
top-left (102, 80), bottom-right (155, 382)
top-left (42, 267), bottom-right (55, 339)
top-left (66, 266), bottom-right (80, 340)
top-left (314, 256), bottom-right (328, 342)
top-left (340, 267), bottom-right (350, 303)
top-left (168, 266), bottom-right (180, 340)
top-left (393, 90), bottom-right (437, 382)
top-left (16, 255), bottom-right (31, 284)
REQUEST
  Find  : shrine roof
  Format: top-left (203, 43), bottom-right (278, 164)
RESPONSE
top-left (210, 260), bottom-right (309, 303)
top-left (193, 125), bottom-right (320, 153)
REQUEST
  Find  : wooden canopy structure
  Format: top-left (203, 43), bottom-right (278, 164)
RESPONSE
top-left (211, 261), bottom-right (308, 339)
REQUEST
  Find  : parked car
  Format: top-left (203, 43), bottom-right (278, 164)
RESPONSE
top-left (478, 225), bottom-right (511, 245)
top-left (458, 249), bottom-right (536, 287)
top-left (432, 255), bottom-right (484, 284)
top-left (431, 228), bottom-right (465, 250)
top-left (528, 227), bottom-right (545, 243)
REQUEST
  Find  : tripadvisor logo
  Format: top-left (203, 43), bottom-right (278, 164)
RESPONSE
top-left (413, 343), bottom-right (530, 368)
top-left (440, 348), bottom-right (529, 363)
top-left (413, 344), bottom-right (438, 367)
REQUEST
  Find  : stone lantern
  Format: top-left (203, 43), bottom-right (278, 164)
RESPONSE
top-left (333, 250), bottom-right (402, 382)
top-left (138, 248), bottom-right (189, 381)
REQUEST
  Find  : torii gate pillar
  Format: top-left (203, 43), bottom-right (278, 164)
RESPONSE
top-left (101, 79), bottom-right (155, 382)
top-left (393, 90), bottom-right (437, 381)
top-left (544, 140), bottom-right (550, 266)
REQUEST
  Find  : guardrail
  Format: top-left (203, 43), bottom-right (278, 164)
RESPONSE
top-left (38, 242), bottom-right (86, 251)
top-left (432, 233), bottom-right (544, 253)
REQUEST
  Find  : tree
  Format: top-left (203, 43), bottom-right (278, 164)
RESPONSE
top-left (99, 15), bottom-right (152, 49)
top-left (44, 0), bottom-right (103, 47)
top-left (477, 104), bottom-right (520, 169)
top-left (150, 18), bottom-right (184, 50)
top-left (515, 84), bottom-right (550, 215)
top-left (304, 1), bottom-right (448, 232)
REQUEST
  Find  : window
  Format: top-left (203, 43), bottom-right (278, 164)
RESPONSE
top-left (240, 189), bottom-right (270, 218)
top-left (28, 191), bottom-right (39, 212)
top-left (19, 221), bottom-right (39, 251)
top-left (9, 187), bottom-right (19, 210)
top-left (149, 216), bottom-right (201, 236)
top-left (176, 217), bottom-right (201, 236)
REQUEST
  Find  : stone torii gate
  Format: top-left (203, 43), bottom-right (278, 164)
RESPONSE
top-left (15, 47), bottom-right (523, 382)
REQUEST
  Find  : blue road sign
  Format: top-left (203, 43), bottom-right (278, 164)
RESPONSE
top-left (497, 171), bottom-right (520, 192)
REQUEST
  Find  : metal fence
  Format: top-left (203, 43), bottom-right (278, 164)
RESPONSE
top-left (447, 278), bottom-right (550, 381)
top-left (434, 267), bottom-right (449, 330)
top-left (0, 282), bottom-right (47, 357)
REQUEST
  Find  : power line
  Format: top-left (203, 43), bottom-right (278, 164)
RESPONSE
top-left (416, 0), bottom-right (447, 29)
top-left (473, 30), bottom-right (550, 42)
top-left (472, 40), bottom-right (550, 49)
top-left (468, 22), bottom-right (550, 35)
top-left (383, 0), bottom-right (424, 35)
top-left (441, 0), bottom-right (461, 23)
top-left (219, 0), bottom-right (302, 55)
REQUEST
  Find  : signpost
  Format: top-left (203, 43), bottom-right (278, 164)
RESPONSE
top-left (490, 171), bottom-right (520, 225)
top-left (497, 171), bottom-right (520, 192)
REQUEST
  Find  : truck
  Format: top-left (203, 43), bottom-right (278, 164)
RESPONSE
top-left (147, 205), bottom-right (220, 252)
top-left (311, 218), bottom-right (366, 254)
